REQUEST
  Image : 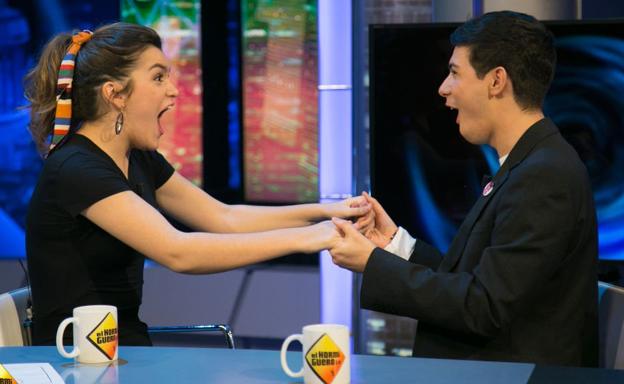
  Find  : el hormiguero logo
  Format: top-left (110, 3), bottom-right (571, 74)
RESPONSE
top-left (305, 333), bottom-right (345, 384)
top-left (0, 363), bottom-right (17, 384)
top-left (86, 312), bottom-right (118, 360)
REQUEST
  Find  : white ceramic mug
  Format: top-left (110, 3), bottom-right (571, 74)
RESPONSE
top-left (56, 305), bottom-right (118, 364)
top-left (280, 324), bottom-right (350, 384)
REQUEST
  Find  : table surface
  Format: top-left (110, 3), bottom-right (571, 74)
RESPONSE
top-left (0, 346), bottom-right (623, 383)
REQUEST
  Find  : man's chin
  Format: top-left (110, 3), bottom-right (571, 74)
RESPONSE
top-left (459, 130), bottom-right (486, 146)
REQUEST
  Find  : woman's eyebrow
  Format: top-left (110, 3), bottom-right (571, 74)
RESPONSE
top-left (148, 63), bottom-right (169, 71)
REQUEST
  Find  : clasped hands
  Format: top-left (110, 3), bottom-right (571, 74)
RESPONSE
top-left (326, 192), bottom-right (398, 273)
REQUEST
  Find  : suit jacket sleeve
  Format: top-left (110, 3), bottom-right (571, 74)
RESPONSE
top-left (360, 162), bottom-right (583, 339)
top-left (408, 239), bottom-right (444, 270)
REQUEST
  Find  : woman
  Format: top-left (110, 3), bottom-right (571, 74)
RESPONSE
top-left (24, 23), bottom-right (370, 346)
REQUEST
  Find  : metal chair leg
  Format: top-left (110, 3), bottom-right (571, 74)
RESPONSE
top-left (148, 324), bottom-right (235, 349)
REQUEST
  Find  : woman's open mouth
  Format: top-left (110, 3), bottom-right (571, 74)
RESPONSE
top-left (157, 104), bottom-right (174, 135)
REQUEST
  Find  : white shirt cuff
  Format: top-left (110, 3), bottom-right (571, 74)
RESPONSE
top-left (383, 227), bottom-right (416, 260)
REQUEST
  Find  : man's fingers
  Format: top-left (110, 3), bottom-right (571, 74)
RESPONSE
top-left (352, 220), bottom-right (367, 231)
top-left (331, 217), bottom-right (351, 233)
top-left (354, 216), bottom-right (373, 232)
top-left (332, 255), bottom-right (343, 267)
top-left (363, 191), bottom-right (375, 202)
top-left (332, 217), bottom-right (359, 236)
top-left (363, 192), bottom-right (383, 210)
top-left (354, 211), bottom-right (373, 225)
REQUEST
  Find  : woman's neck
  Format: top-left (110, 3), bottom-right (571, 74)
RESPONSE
top-left (79, 119), bottom-right (131, 178)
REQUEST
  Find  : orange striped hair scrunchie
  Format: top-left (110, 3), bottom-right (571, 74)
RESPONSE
top-left (49, 30), bottom-right (93, 155)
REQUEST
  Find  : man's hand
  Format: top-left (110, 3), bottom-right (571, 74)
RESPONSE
top-left (328, 217), bottom-right (376, 273)
top-left (360, 192), bottom-right (398, 248)
top-left (352, 193), bottom-right (375, 235)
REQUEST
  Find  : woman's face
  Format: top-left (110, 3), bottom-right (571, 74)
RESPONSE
top-left (123, 46), bottom-right (179, 150)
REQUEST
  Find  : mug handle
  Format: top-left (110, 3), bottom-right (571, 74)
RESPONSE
top-left (56, 317), bottom-right (80, 358)
top-left (280, 334), bottom-right (304, 378)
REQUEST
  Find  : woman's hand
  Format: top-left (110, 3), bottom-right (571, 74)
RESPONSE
top-left (301, 220), bottom-right (342, 253)
top-left (322, 195), bottom-right (371, 222)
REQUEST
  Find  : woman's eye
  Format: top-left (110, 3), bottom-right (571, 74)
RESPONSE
top-left (155, 73), bottom-right (164, 82)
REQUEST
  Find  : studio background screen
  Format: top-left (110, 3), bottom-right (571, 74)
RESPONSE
top-left (370, 21), bottom-right (624, 260)
top-left (242, 0), bottom-right (319, 203)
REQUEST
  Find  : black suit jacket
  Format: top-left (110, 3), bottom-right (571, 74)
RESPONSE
top-left (361, 118), bottom-right (598, 366)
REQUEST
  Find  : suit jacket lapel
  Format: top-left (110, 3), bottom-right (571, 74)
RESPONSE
top-left (438, 168), bottom-right (510, 272)
top-left (437, 118), bottom-right (559, 273)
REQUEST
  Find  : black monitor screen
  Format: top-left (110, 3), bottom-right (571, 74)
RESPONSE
top-left (370, 20), bottom-right (624, 260)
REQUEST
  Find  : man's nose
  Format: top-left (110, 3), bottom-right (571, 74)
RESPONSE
top-left (438, 75), bottom-right (451, 97)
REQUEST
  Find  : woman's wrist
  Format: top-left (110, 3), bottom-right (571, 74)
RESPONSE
top-left (320, 202), bottom-right (332, 219)
top-left (319, 201), bottom-right (342, 221)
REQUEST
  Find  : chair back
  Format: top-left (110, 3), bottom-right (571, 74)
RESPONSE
top-left (0, 287), bottom-right (32, 346)
top-left (598, 281), bottom-right (624, 369)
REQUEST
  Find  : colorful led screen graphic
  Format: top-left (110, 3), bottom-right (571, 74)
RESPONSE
top-left (242, 0), bottom-right (319, 203)
top-left (122, 0), bottom-right (203, 185)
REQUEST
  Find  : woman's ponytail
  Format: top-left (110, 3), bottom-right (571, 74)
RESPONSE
top-left (24, 33), bottom-right (71, 155)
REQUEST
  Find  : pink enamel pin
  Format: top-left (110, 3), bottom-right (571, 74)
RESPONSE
top-left (483, 181), bottom-right (494, 196)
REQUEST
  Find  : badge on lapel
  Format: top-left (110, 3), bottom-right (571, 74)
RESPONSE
top-left (482, 181), bottom-right (494, 196)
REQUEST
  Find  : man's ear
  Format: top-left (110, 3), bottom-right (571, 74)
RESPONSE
top-left (488, 66), bottom-right (508, 98)
top-left (101, 81), bottom-right (126, 110)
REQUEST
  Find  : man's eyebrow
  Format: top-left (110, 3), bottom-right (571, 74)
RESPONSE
top-left (448, 63), bottom-right (459, 70)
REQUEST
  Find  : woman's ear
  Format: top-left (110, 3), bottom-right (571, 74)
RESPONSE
top-left (101, 81), bottom-right (126, 110)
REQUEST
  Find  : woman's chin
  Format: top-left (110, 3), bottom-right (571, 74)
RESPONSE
top-left (134, 138), bottom-right (160, 152)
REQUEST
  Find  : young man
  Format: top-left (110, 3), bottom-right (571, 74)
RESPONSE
top-left (330, 11), bottom-right (598, 366)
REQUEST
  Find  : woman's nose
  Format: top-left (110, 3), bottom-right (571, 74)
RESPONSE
top-left (168, 82), bottom-right (179, 98)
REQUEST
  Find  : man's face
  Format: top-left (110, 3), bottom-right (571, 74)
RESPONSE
top-left (438, 46), bottom-right (493, 145)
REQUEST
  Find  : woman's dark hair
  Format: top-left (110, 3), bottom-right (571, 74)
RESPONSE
top-left (24, 22), bottom-right (162, 154)
top-left (450, 11), bottom-right (556, 110)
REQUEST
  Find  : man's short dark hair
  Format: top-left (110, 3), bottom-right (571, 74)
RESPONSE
top-left (450, 10), bottom-right (556, 110)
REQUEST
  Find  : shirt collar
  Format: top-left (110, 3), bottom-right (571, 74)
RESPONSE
top-left (498, 154), bottom-right (509, 166)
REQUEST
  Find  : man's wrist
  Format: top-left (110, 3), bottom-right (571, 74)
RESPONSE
top-left (383, 227), bottom-right (416, 260)
top-left (384, 227), bottom-right (399, 243)
top-left (388, 227), bottom-right (399, 241)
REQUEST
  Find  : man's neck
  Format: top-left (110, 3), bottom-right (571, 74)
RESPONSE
top-left (491, 109), bottom-right (544, 158)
